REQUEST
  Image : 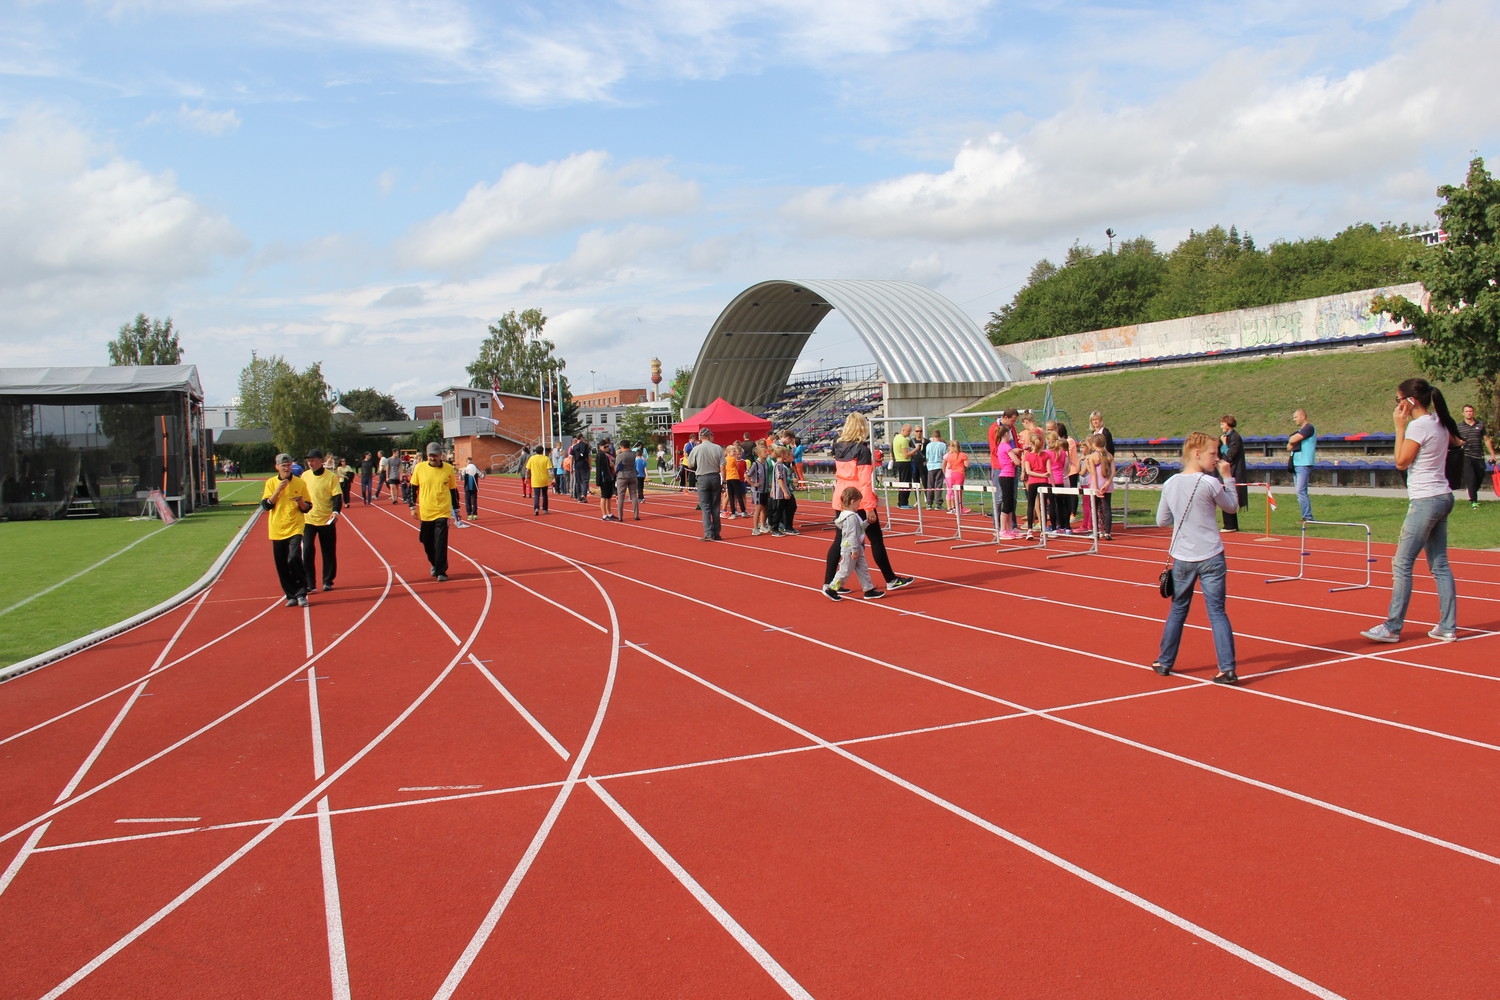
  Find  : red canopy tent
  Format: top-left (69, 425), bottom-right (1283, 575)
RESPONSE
top-left (670, 397), bottom-right (771, 459)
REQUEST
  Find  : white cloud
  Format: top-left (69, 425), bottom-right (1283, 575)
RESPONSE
top-left (400, 150), bottom-right (700, 271)
top-left (0, 110), bottom-right (245, 344)
top-left (783, 0), bottom-right (1500, 243)
top-left (530, 225), bottom-right (686, 291)
top-left (168, 103), bottom-right (241, 134)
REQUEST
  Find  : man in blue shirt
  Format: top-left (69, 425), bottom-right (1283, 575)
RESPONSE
top-left (1288, 408), bottom-right (1317, 522)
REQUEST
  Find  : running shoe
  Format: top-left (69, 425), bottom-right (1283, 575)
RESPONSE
top-left (1211, 671), bottom-right (1239, 685)
top-left (887, 576), bottom-right (914, 590)
top-left (297, 596), bottom-right (310, 607)
top-left (436, 574), bottom-right (448, 582)
top-left (1427, 626), bottom-right (1459, 642)
top-left (863, 589), bottom-right (886, 599)
top-left (1360, 623), bottom-right (1400, 643)
top-left (823, 586), bottom-right (843, 602)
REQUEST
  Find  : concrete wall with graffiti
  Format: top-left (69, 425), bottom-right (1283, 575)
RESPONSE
top-left (996, 283), bottom-right (1425, 378)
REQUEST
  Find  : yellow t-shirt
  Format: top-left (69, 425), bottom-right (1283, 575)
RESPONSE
top-left (525, 453), bottom-right (552, 488)
top-left (300, 468), bottom-right (340, 526)
top-left (409, 460), bottom-right (458, 522)
top-left (261, 475), bottom-right (310, 540)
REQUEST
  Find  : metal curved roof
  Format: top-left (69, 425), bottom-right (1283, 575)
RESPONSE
top-left (684, 279), bottom-right (1012, 411)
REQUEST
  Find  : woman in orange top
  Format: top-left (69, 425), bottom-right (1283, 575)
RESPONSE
top-left (825, 412), bottom-right (913, 591)
top-left (723, 444), bottom-right (747, 517)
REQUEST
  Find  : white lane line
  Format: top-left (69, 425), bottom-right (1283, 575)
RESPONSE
top-left (0, 597), bottom-right (284, 750)
top-left (399, 785), bottom-right (483, 792)
top-left (303, 603), bottom-right (314, 658)
top-left (397, 575), bottom-right (461, 644)
top-left (2, 540), bottom-right (397, 847)
top-left (587, 778), bottom-right (815, 1000)
top-left (55, 682), bottom-right (150, 804)
top-left (431, 548), bottom-right (620, 1000)
top-left (317, 796), bottom-right (352, 1000)
top-left (621, 640), bottom-right (1347, 1000)
top-left (482, 564), bottom-right (608, 633)
top-left (147, 589), bottom-right (212, 674)
top-left (113, 817), bottom-right (201, 824)
top-left (0, 823), bottom-right (50, 898)
top-left (39, 526), bottom-right (489, 1000)
top-left (308, 666), bottom-right (327, 780)
top-left (469, 654), bottom-right (571, 760)
top-left (0, 526), bottom-right (169, 618)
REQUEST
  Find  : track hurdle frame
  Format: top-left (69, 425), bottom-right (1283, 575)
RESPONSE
top-left (1028, 485), bottom-right (1100, 559)
top-left (916, 481), bottom-right (992, 545)
top-left (1265, 519), bottom-right (1374, 592)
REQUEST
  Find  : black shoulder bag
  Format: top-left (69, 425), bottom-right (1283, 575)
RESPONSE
top-left (1158, 475), bottom-right (1204, 599)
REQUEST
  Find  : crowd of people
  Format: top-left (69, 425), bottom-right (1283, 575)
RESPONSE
top-left (254, 377), bottom-right (1481, 686)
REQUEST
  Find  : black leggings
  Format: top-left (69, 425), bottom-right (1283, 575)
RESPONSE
top-left (823, 513), bottom-right (896, 585)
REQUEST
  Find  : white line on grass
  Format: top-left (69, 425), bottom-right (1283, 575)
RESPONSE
top-left (0, 525), bottom-right (170, 618)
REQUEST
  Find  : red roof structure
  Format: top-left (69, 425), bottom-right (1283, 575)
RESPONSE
top-left (670, 397), bottom-right (771, 456)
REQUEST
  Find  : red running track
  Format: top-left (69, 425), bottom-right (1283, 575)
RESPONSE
top-left (3, 478), bottom-right (1500, 999)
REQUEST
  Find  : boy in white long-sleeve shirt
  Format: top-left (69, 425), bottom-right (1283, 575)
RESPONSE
top-left (823, 487), bottom-right (885, 601)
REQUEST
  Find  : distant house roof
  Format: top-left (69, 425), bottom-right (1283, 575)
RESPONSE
top-left (0, 365), bottom-right (205, 402)
top-left (216, 427), bottom-right (273, 445)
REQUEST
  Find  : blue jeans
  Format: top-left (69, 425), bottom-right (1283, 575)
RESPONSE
top-left (1384, 493), bottom-right (1456, 634)
top-left (1158, 552), bottom-right (1236, 674)
top-left (697, 474), bottom-right (722, 539)
top-left (1294, 465), bottom-right (1313, 520)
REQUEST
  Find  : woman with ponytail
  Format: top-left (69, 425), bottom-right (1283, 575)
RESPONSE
top-left (1360, 377), bottom-right (1461, 643)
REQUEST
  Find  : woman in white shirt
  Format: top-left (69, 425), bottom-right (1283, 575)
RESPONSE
top-left (1361, 378), bottom-right (1460, 643)
top-left (1153, 431), bottom-right (1241, 684)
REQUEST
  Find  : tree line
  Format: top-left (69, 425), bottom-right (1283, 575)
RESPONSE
top-left (987, 222), bottom-right (1424, 345)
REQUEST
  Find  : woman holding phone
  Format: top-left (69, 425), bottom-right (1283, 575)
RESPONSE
top-left (1360, 377), bottom-right (1461, 643)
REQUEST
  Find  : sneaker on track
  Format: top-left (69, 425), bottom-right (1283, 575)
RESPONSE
top-left (822, 586), bottom-right (842, 602)
top-left (863, 589), bottom-right (886, 600)
top-left (1427, 626), bottom-right (1458, 642)
top-left (1360, 623), bottom-right (1400, 643)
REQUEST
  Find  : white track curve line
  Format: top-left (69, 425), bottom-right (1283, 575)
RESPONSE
top-left (0, 822), bottom-right (49, 899)
top-left (586, 779), bottom-right (816, 1000)
top-left (1, 537), bottom-right (397, 847)
top-left (620, 641), bottom-right (1347, 1000)
top-left (0, 596), bottom-right (284, 750)
top-left (0, 525), bottom-right (170, 618)
top-left (469, 654), bottom-right (570, 761)
top-left (431, 551), bottom-right (620, 1000)
top-left (489, 506), bottom-right (1500, 754)
top-left (40, 528), bottom-right (492, 1000)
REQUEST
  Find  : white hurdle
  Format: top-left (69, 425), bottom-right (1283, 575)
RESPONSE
top-left (1023, 486), bottom-right (1101, 559)
top-left (916, 481), bottom-right (993, 545)
top-left (1265, 519), bottom-right (1374, 592)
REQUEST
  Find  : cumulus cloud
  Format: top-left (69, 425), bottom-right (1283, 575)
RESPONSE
top-left (145, 103), bottom-right (241, 134)
top-left (784, 0), bottom-right (1500, 242)
top-left (0, 111), bottom-right (245, 340)
top-left (400, 150), bottom-right (699, 271)
top-left (529, 225), bottom-right (686, 291)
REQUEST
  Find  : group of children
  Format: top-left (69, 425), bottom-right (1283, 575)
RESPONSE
top-left (992, 418), bottom-right (1116, 540)
top-left (722, 440), bottom-right (801, 536)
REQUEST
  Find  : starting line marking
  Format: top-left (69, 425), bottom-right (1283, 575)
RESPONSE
top-left (398, 785), bottom-right (484, 792)
top-left (114, 818), bottom-right (201, 824)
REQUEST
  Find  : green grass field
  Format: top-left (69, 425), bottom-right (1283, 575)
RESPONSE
top-left (0, 481), bottom-right (261, 668)
top-left (969, 345), bottom-right (1475, 439)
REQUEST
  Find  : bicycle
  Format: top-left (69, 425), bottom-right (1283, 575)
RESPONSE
top-left (1114, 452), bottom-right (1161, 486)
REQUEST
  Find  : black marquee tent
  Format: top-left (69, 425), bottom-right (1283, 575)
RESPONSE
top-left (0, 365), bottom-right (209, 519)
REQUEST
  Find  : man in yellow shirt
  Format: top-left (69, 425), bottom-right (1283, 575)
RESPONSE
top-left (409, 441), bottom-right (459, 581)
top-left (525, 444), bottom-right (553, 515)
top-left (260, 453), bottom-right (314, 607)
top-left (300, 448), bottom-right (343, 593)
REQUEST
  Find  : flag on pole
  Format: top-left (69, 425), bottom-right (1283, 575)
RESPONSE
top-left (490, 375), bottom-right (507, 411)
top-left (1264, 481), bottom-right (1277, 511)
top-left (1040, 380), bottom-right (1056, 425)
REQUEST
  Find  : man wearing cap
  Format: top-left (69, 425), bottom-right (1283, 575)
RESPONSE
top-left (261, 453), bottom-right (314, 607)
top-left (409, 441), bottom-right (460, 581)
top-left (301, 448), bottom-right (342, 593)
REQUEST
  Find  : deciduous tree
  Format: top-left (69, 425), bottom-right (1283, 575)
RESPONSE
top-left (1374, 157), bottom-right (1500, 422)
top-left (108, 314), bottom-right (182, 366)
top-left (337, 387), bottom-right (407, 422)
top-left (269, 362), bottom-right (333, 459)
top-left (237, 351), bottom-right (293, 429)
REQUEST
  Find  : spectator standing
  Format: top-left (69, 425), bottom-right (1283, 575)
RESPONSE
top-left (1219, 416), bottom-right (1248, 532)
top-left (687, 428), bottom-right (725, 540)
top-left (1361, 378), bottom-right (1461, 643)
top-left (615, 441), bottom-right (642, 520)
top-left (551, 442), bottom-right (567, 496)
top-left (525, 446), bottom-right (552, 515)
top-left (1154, 432), bottom-right (1241, 684)
top-left (359, 451), bottom-right (376, 505)
top-left (596, 438), bottom-right (618, 520)
top-left (1456, 405), bottom-right (1495, 509)
top-left (569, 434), bottom-right (592, 503)
top-left (374, 450), bottom-right (388, 501)
top-left (1288, 408), bottom-right (1317, 521)
top-left (335, 456), bottom-right (354, 506)
top-left (1088, 410), bottom-right (1115, 455)
top-left (409, 442), bottom-right (459, 581)
top-left (462, 457), bottom-right (482, 520)
top-left (909, 427), bottom-right (927, 508)
top-left (892, 423), bottom-right (915, 508)
top-left (300, 449), bottom-right (342, 593)
top-left (924, 429), bottom-right (947, 508)
top-left (990, 409), bottom-right (1021, 537)
top-left (261, 453), bottom-right (313, 607)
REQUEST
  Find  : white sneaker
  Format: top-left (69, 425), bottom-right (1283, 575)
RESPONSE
top-left (1360, 624), bottom-right (1400, 643)
top-left (1427, 626), bottom-right (1458, 642)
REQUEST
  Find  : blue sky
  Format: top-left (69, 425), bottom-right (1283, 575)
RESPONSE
top-left (1, 0), bottom-right (1496, 410)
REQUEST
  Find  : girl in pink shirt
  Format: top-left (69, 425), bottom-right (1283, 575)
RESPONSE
top-left (1022, 431), bottom-right (1052, 537)
top-left (942, 439), bottom-right (968, 511)
top-left (1046, 430), bottom-right (1068, 534)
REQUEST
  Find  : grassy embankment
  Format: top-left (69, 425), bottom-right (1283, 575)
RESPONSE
top-left (0, 480), bottom-right (262, 668)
